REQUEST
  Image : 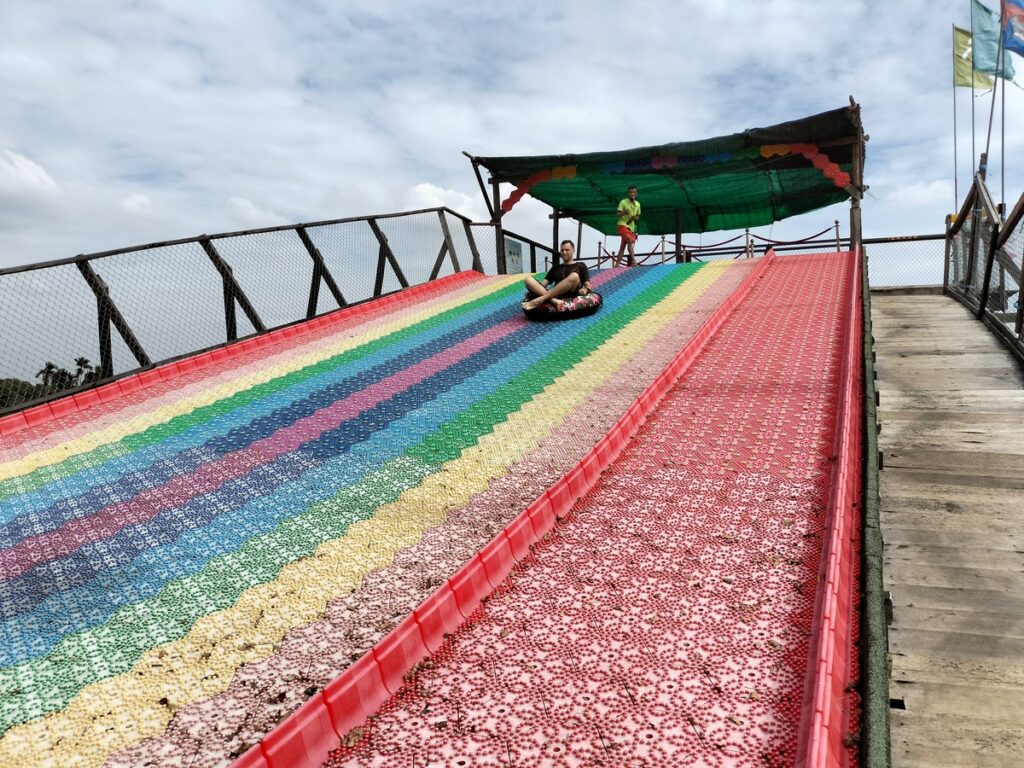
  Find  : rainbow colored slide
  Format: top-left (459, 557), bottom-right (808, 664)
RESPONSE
top-left (0, 260), bottom-right (758, 767)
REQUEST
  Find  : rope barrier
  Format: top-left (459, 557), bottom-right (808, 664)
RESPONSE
top-left (748, 224), bottom-right (835, 244)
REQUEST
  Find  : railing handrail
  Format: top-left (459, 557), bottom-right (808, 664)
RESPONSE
top-left (0, 206), bottom-right (493, 418)
top-left (949, 181), bottom-right (980, 240)
top-left (0, 205), bottom-right (479, 277)
top-left (996, 190), bottom-right (1024, 251)
top-left (945, 174), bottom-right (1024, 364)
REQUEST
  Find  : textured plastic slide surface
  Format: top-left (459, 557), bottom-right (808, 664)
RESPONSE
top-left (261, 694), bottom-right (339, 768)
top-left (796, 248), bottom-right (862, 768)
top-left (231, 257), bottom-right (773, 768)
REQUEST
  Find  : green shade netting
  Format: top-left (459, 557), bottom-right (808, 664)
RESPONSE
top-left (475, 106), bottom-right (861, 235)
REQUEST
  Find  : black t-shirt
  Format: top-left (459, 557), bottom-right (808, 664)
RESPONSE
top-left (545, 261), bottom-right (590, 290)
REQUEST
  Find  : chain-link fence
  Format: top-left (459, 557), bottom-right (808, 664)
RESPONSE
top-left (0, 207), bottom-right (491, 415)
top-left (3, 199), bottom-right (990, 418)
top-left (946, 178), bottom-right (1024, 358)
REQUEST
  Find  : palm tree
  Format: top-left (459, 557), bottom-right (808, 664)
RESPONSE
top-left (35, 362), bottom-right (59, 388)
top-left (74, 357), bottom-right (95, 385)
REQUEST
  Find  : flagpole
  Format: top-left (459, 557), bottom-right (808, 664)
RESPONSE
top-left (971, 1), bottom-right (977, 172)
top-left (983, 6), bottom-right (1006, 165)
top-left (953, 24), bottom-right (960, 208)
top-left (1001, 5), bottom-right (1007, 215)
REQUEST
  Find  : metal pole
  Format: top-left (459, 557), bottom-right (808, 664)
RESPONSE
top-left (297, 226), bottom-right (346, 318)
top-left (462, 219), bottom-right (484, 273)
top-left (75, 261), bottom-right (151, 376)
top-left (200, 238), bottom-right (265, 339)
top-left (491, 179), bottom-right (506, 274)
top-left (952, 24), bottom-right (959, 211)
top-left (834, 220), bottom-right (841, 251)
top-left (576, 219), bottom-right (583, 256)
top-left (661, 236), bottom-right (666, 264)
top-left (943, 214), bottom-right (953, 291)
top-left (675, 209), bottom-right (683, 263)
top-left (463, 152), bottom-right (495, 220)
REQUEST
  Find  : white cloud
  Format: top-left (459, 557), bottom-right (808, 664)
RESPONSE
top-left (226, 196), bottom-right (288, 227)
top-left (401, 183), bottom-right (487, 222)
top-left (0, 148), bottom-right (59, 196)
top-left (121, 193), bottom-right (153, 214)
top-left (0, 0), bottom-right (1015, 269)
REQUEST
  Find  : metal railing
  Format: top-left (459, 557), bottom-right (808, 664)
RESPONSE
top-left (0, 207), bottom-right (490, 416)
top-left (569, 226), bottom-right (945, 288)
top-left (946, 174), bottom-right (1024, 363)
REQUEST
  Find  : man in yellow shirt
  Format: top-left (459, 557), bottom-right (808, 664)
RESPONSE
top-left (614, 185), bottom-right (640, 267)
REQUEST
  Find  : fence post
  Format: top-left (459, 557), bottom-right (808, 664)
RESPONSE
top-left (462, 219), bottom-right (484, 273)
top-left (368, 218), bottom-right (410, 297)
top-left (977, 225), bottom-right (1001, 318)
top-left (75, 261), bottom-right (151, 379)
top-left (297, 226), bottom-right (346, 319)
top-left (201, 239), bottom-right (266, 340)
top-left (491, 180), bottom-right (507, 274)
top-left (943, 215), bottom-right (953, 292)
top-left (432, 210), bottom-right (461, 277)
top-left (834, 220), bottom-right (841, 251)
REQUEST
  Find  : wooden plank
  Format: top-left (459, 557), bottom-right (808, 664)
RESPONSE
top-left (877, 369), bottom-right (1024, 390)
top-left (888, 626), bottom-right (1024, 661)
top-left (879, 466), bottom-right (1024, 495)
top-left (882, 448), bottom-right (1024, 477)
top-left (888, 605), bottom-right (1024, 641)
top-left (871, 293), bottom-right (1024, 765)
top-left (891, 649), bottom-right (1024, 688)
top-left (877, 410), bottom-right (1014, 425)
top-left (882, 527), bottom-right (1024, 551)
top-left (890, 713), bottom-right (1024, 768)
top-left (875, 352), bottom-right (1017, 371)
top-left (885, 543), bottom-right (1024, 571)
top-left (883, 561), bottom-right (1023, 592)
top-left (890, 679), bottom-right (1024, 721)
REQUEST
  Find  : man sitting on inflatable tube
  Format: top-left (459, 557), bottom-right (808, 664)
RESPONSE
top-left (521, 240), bottom-right (602, 319)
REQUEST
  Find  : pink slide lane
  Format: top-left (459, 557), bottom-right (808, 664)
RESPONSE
top-left (321, 252), bottom-right (857, 767)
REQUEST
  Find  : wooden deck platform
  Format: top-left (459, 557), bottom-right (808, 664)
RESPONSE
top-left (872, 293), bottom-right (1024, 767)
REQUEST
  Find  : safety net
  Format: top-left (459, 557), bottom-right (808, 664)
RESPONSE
top-left (474, 105), bottom-right (862, 235)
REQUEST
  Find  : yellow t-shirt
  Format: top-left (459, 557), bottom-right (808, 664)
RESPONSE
top-left (617, 198), bottom-right (641, 231)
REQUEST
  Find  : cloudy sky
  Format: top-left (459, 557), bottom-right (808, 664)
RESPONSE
top-left (1, 0), bottom-right (1021, 269)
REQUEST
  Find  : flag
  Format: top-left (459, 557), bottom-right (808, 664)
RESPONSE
top-left (1004, 0), bottom-right (1024, 57)
top-left (973, 0), bottom-right (1015, 78)
top-left (955, 26), bottom-right (996, 86)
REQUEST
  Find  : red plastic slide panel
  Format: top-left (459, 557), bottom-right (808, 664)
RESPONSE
top-left (372, 616), bottom-right (430, 695)
top-left (414, 583), bottom-right (463, 653)
top-left (579, 452), bottom-right (602, 487)
top-left (231, 742), bottom-right (269, 768)
top-left (546, 481), bottom-right (573, 519)
top-left (260, 693), bottom-right (339, 768)
top-left (478, 535), bottom-right (515, 588)
top-left (562, 464), bottom-right (589, 503)
top-left (448, 555), bottom-right (490, 619)
top-left (796, 248), bottom-right (862, 768)
top-left (323, 652), bottom-right (388, 743)
top-left (502, 515), bottom-right (536, 562)
top-left (526, 494), bottom-right (556, 539)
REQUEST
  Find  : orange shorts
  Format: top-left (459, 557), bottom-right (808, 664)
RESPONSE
top-left (617, 225), bottom-right (637, 244)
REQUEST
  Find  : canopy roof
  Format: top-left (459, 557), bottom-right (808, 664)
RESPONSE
top-left (473, 105), bottom-right (863, 236)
